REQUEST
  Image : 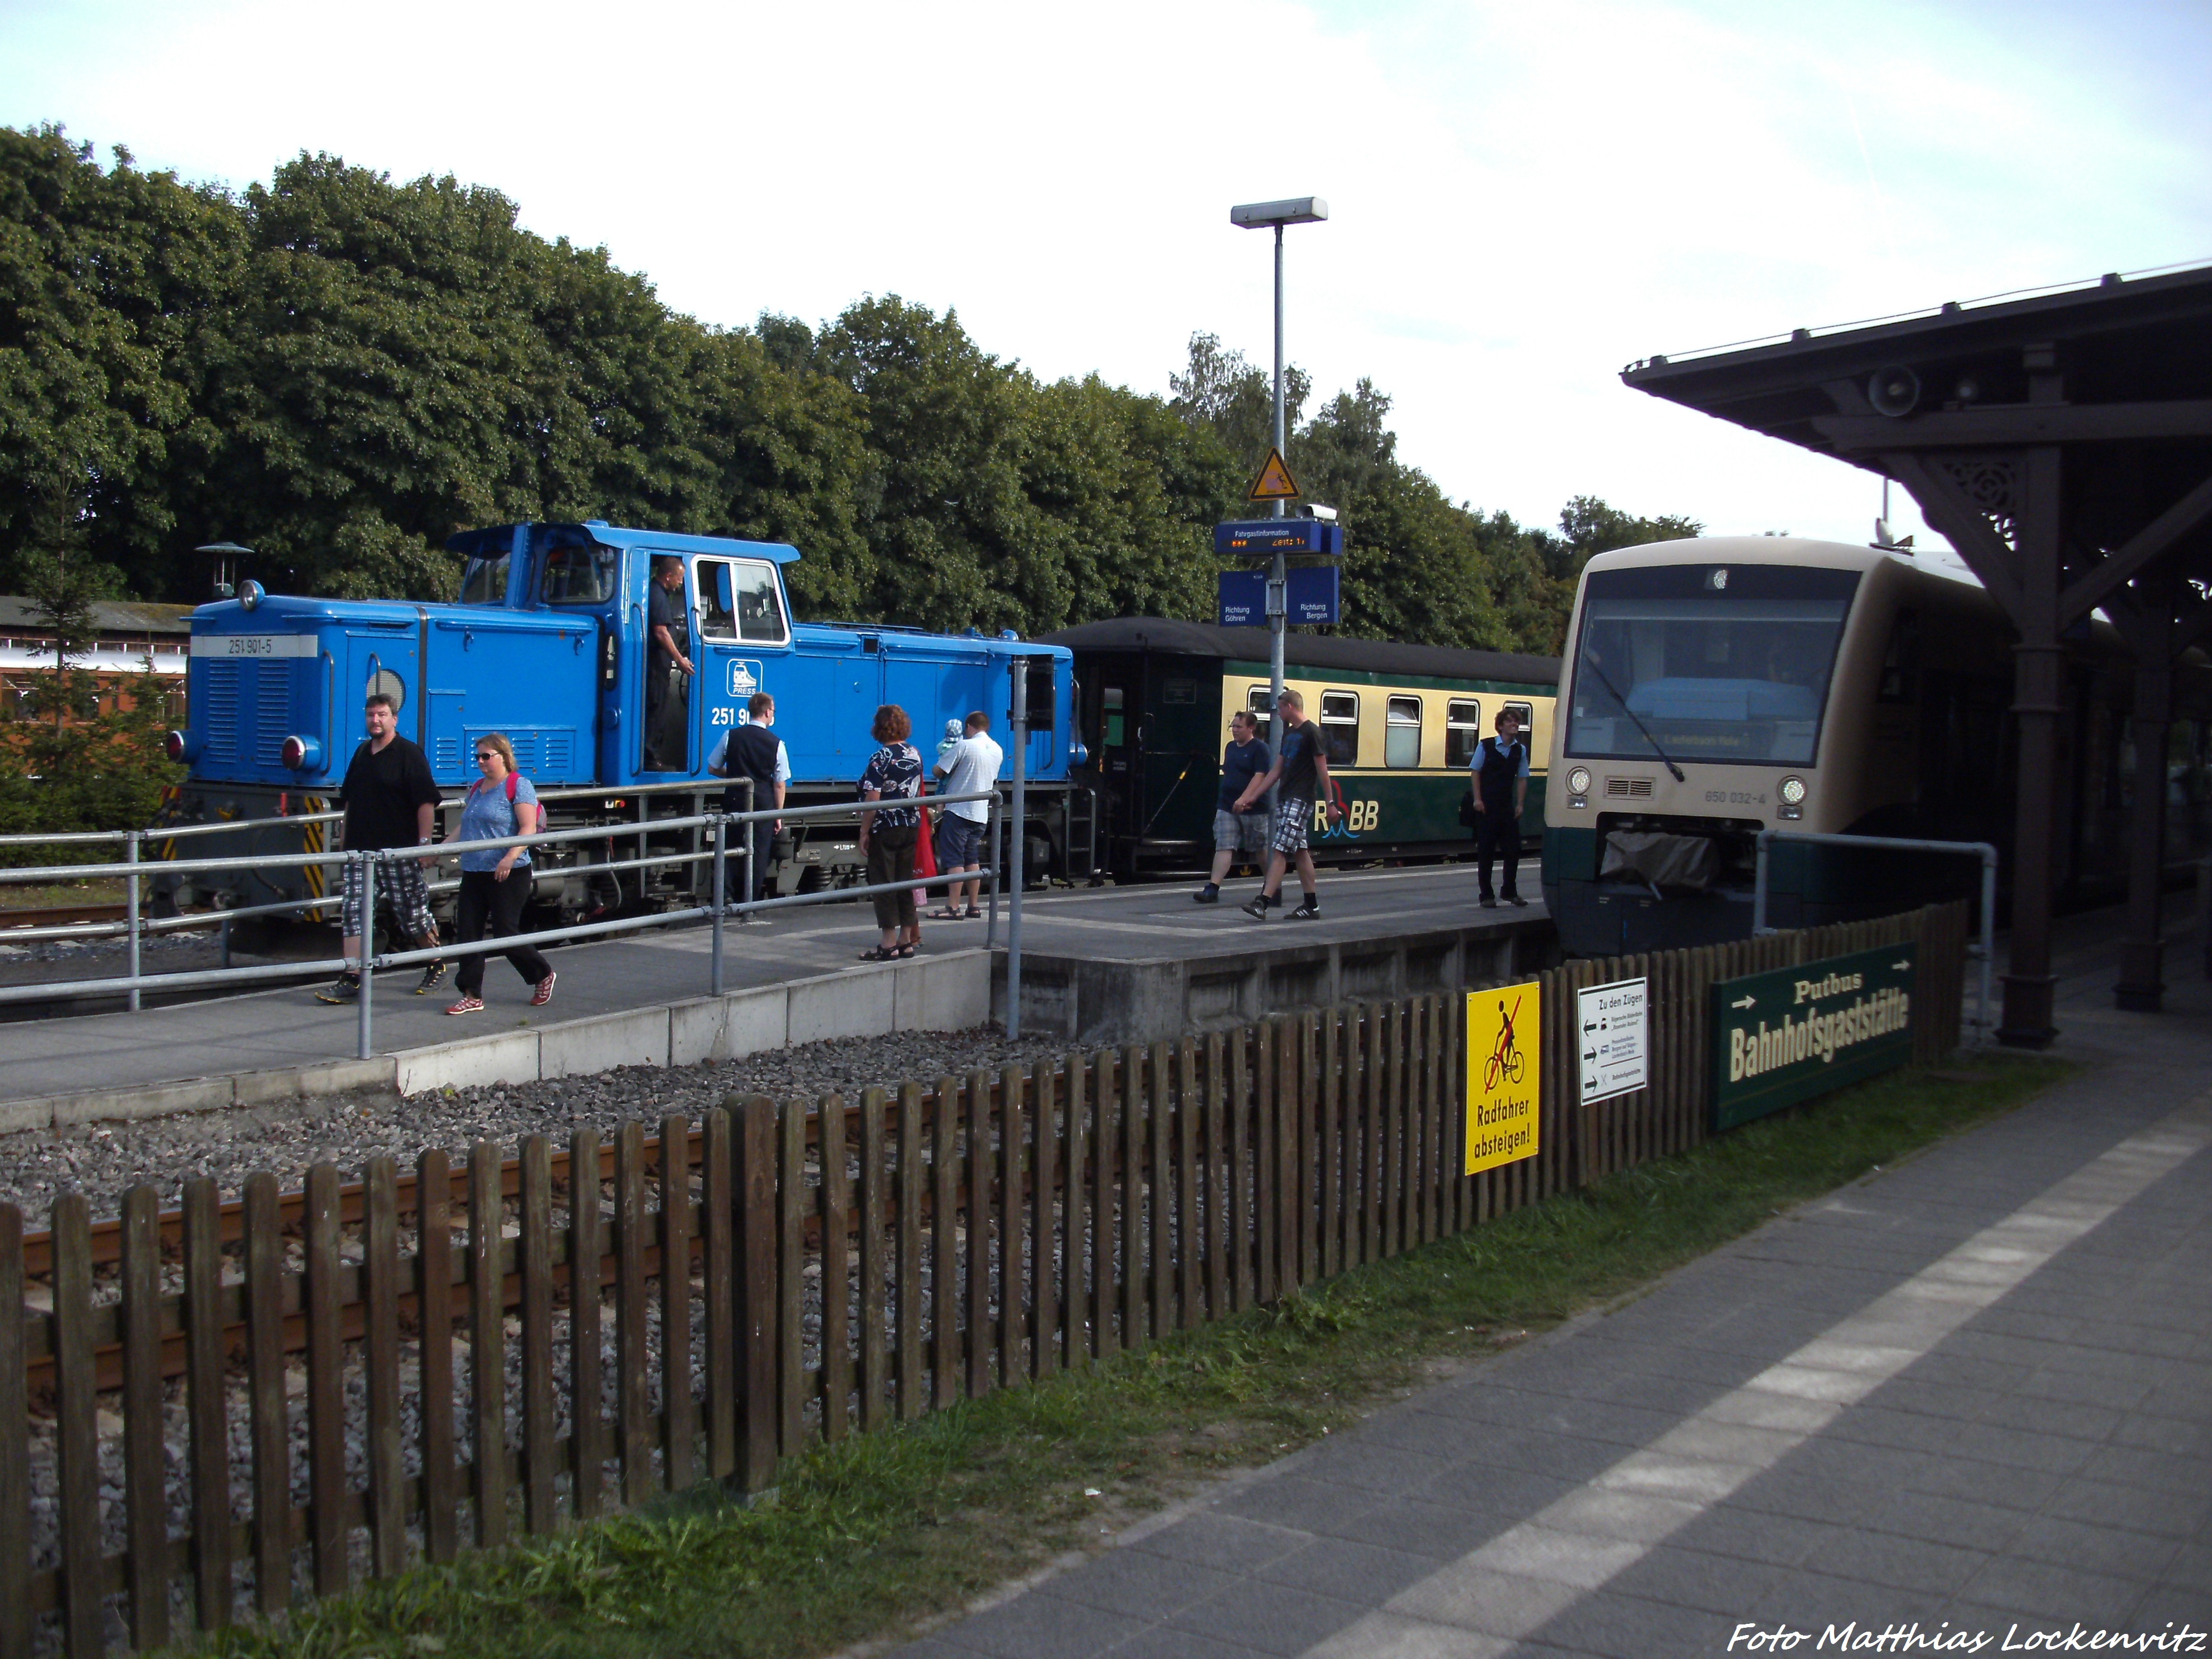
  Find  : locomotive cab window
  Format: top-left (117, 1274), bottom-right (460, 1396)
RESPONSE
top-left (696, 559), bottom-right (789, 646)
top-left (1318, 691), bottom-right (1360, 767)
top-left (1385, 696), bottom-right (1423, 768)
top-left (542, 543), bottom-right (618, 605)
top-left (1445, 699), bottom-right (1484, 768)
top-left (458, 551), bottom-right (510, 605)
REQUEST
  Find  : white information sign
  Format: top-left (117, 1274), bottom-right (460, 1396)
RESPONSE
top-left (1576, 976), bottom-right (1649, 1105)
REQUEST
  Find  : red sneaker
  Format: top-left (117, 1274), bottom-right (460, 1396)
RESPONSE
top-left (443, 996), bottom-right (484, 1016)
top-left (530, 971), bottom-right (557, 1007)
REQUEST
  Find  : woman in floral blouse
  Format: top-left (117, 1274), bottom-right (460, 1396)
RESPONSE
top-left (856, 704), bottom-right (925, 960)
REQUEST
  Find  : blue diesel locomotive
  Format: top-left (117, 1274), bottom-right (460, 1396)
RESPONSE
top-left (158, 521), bottom-right (1080, 918)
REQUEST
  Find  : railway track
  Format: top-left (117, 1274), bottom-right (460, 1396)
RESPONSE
top-left (0, 901), bottom-right (129, 931)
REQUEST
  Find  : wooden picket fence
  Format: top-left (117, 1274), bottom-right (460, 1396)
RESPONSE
top-left (0, 903), bottom-right (1967, 1657)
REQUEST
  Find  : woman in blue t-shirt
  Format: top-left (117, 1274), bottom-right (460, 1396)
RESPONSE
top-left (444, 733), bottom-right (557, 1013)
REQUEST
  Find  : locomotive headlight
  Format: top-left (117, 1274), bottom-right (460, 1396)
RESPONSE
top-left (281, 734), bottom-right (324, 771)
top-left (1566, 766), bottom-right (1592, 797)
top-left (165, 729), bottom-right (202, 764)
top-left (1778, 775), bottom-right (1807, 806)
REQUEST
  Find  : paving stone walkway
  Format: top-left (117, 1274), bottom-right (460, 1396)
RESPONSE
top-left (888, 955), bottom-right (2212, 1659)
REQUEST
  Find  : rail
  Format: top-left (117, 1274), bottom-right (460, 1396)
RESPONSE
top-left (1752, 828), bottom-right (1997, 1042)
top-left (0, 789), bottom-right (1013, 1050)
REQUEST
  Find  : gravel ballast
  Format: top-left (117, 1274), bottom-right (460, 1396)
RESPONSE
top-left (0, 1025), bottom-right (1074, 1222)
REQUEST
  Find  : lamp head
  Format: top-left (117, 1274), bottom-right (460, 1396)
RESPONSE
top-left (1230, 197), bottom-right (1329, 229)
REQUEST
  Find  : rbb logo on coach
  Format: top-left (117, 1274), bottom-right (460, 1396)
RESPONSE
top-left (1317, 799), bottom-right (1378, 834)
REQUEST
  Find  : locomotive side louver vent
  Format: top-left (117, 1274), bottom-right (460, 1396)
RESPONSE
top-left (435, 736), bottom-right (461, 772)
top-left (544, 731), bottom-right (573, 771)
top-left (253, 667), bottom-right (289, 766)
top-left (1604, 776), bottom-right (1655, 799)
top-left (203, 663), bottom-right (241, 764)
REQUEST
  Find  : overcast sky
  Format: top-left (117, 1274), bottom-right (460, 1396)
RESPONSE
top-left (6, 0), bottom-right (2209, 558)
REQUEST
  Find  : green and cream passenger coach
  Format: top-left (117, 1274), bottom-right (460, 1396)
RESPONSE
top-left (1041, 618), bottom-right (1559, 881)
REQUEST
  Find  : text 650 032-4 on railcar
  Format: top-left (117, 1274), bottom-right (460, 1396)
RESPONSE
top-left (1542, 534), bottom-right (2212, 958)
top-left (1038, 618), bottom-right (1560, 881)
top-left (155, 521), bottom-right (1081, 921)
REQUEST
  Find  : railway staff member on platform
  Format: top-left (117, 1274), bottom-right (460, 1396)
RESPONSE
top-left (442, 734), bottom-right (556, 1015)
top-left (707, 691), bottom-right (788, 904)
top-left (930, 710), bottom-right (1002, 920)
top-left (856, 704), bottom-right (925, 961)
top-left (1194, 708), bottom-right (1272, 904)
top-left (646, 555), bottom-right (694, 770)
top-left (1469, 707), bottom-right (1530, 908)
top-left (1232, 688), bottom-right (1340, 921)
top-left (316, 692), bottom-right (447, 1003)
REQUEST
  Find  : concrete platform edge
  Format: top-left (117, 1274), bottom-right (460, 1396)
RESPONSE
top-left (3, 952), bottom-right (990, 1129)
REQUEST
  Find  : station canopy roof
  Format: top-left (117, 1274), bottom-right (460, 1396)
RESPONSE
top-left (1619, 262), bottom-right (2212, 610)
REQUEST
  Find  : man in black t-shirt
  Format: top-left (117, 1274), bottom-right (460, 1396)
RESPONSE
top-left (1231, 688), bottom-right (1341, 920)
top-left (316, 693), bottom-right (448, 1003)
top-left (645, 556), bottom-right (694, 770)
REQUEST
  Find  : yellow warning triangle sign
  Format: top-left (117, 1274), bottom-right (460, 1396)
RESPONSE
top-left (1247, 448), bottom-right (1301, 502)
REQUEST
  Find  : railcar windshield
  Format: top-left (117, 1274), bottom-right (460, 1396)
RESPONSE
top-left (1565, 564), bottom-right (1859, 767)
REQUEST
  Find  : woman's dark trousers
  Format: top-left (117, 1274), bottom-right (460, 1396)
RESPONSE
top-left (867, 825), bottom-right (919, 930)
top-left (455, 869), bottom-right (551, 995)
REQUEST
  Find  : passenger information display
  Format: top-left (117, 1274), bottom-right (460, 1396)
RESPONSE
top-left (1709, 944), bottom-right (1916, 1131)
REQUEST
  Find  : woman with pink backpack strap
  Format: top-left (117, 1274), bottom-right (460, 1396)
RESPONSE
top-left (445, 733), bottom-right (557, 1013)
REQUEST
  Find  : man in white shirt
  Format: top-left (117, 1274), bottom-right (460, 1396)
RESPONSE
top-left (930, 710), bottom-right (1003, 919)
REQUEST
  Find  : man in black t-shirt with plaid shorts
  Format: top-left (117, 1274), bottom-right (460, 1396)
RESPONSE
top-left (1231, 688), bottom-right (1342, 920)
top-left (316, 693), bottom-right (448, 1003)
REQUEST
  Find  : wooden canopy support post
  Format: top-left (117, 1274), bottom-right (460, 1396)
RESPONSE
top-left (1887, 438), bottom-right (2064, 1047)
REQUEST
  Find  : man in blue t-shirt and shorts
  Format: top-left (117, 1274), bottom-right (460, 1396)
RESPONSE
top-left (1232, 688), bottom-right (1342, 920)
top-left (1194, 709), bottom-right (1272, 904)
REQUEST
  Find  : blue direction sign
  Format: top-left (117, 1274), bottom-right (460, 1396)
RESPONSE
top-left (1218, 565), bottom-right (1341, 627)
top-left (1214, 520), bottom-right (1345, 557)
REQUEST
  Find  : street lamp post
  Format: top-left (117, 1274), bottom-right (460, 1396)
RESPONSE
top-left (1229, 196), bottom-right (1328, 727)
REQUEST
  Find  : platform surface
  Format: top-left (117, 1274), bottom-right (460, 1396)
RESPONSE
top-left (0, 865), bottom-right (1544, 1105)
top-left (887, 936), bottom-right (2212, 1659)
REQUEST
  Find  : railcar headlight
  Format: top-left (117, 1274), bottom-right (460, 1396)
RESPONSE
top-left (165, 729), bottom-right (201, 764)
top-left (1565, 766), bottom-right (1592, 796)
top-left (1778, 775), bottom-right (1807, 806)
top-left (281, 734), bottom-right (324, 771)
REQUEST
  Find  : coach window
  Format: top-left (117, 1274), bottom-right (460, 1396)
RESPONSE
top-left (1386, 695), bottom-right (1423, 768)
top-left (1103, 686), bottom-right (1127, 748)
top-left (1246, 685), bottom-right (1274, 744)
top-left (696, 559), bottom-right (790, 646)
top-left (1445, 699), bottom-right (1483, 768)
top-left (541, 542), bottom-right (618, 605)
top-left (1318, 691), bottom-right (1360, 767)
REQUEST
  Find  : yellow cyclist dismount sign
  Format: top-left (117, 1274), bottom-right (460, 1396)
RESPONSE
top-left (1466, 982), bottom-right (1541, 1175)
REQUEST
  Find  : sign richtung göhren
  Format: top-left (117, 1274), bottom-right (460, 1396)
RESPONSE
top-left (1710, 944), bottom-right (1917, 1131)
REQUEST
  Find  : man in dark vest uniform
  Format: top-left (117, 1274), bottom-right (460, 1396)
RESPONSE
top-left (708, 691), bottom-right (787, 904)
top-left (1470, 707), bottom-right (1531, 909)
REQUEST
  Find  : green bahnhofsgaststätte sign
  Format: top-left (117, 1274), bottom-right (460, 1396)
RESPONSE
top-left (1710, 943), bottom-right (1917, 1131)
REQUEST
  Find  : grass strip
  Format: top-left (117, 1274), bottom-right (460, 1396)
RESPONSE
top-left (178, 1051), bottom-right (2067, 1659)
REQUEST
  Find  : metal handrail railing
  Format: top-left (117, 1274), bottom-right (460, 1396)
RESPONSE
top-left (1753, 829), bottom-right (1996, 1042)
top-left (0, 787), bottom-right (1012, 1050)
